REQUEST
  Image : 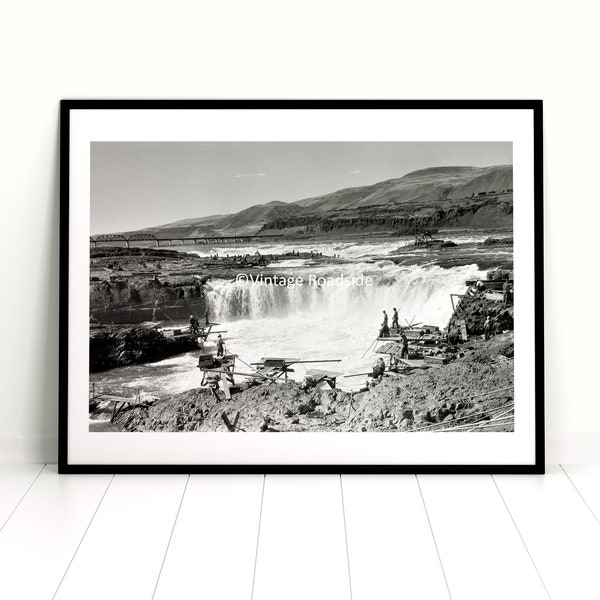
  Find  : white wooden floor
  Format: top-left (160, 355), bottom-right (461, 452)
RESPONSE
top-left (0, 466), bottom-right (598, 599)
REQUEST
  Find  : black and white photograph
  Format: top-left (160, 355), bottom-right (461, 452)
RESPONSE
top-left (60, 101), bottom-right (542, 470)
top-left (88, 141), bottom-right (516, 435)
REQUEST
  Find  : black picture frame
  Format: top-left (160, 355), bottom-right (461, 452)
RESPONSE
top-left (59, 99), bottom-right (544, 474)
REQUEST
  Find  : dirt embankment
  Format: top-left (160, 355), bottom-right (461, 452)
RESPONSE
top-left (112, 333), bottom-right (514, 433)
top-left (90, 325), bottom-right (198, 372)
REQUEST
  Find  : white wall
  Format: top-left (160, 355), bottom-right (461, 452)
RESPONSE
top-left (1, 0), bottom-right (597, 462)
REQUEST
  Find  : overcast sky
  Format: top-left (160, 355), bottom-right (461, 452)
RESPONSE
top-left (91, 142), bottom-right (512, 234)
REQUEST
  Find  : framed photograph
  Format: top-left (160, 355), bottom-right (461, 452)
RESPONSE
top-left (59, 100), bottom-right (544, 473)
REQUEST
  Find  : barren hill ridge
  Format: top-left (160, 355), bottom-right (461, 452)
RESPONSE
top-left (120, 165), bottom-right (513, 238)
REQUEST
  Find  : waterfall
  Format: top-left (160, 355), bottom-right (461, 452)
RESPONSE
top-left (205, 263), bottom-right (484, 329)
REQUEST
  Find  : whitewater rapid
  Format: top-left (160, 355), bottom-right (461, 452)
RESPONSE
top-left (177, 230), bottom-right (495, 261)
top-left (202, 261), bottom-right (483, 385)
top-left (90, 236), bottom-right (494, 401)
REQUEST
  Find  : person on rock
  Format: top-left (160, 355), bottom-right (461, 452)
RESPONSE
top-left (377, 357), bottom-right (386, 381)
top-left (484, 316), bottom-right (493, 340)
top-left (391, 307), bottom-right (399, 330)
top-left (371, 357), bottom-right (386, 382)
top-left (447, 329), bottom-right (460, 345)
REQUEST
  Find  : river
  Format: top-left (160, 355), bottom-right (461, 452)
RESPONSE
top-left (89, 231), bottom-right (512, 402)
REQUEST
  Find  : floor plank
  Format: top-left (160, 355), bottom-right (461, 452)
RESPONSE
top-left (0, 463), bottom-right (45, 530)
top-left (54, 474), bottom-right (188, 600)
top-left (495, 465), bottom-right (600, 599)
top-left (561, 464), bottom-right (600, 523)
top-left (252, 475), bottom-right (350, 600)
top-left (342, 474), bottom-right (449, 600)
top-left (153, 474), bottom-right (264, 599)
top-left (0, 466), bottom-right (111, 600)
top-left (418, 474), bottom-right (548, 600)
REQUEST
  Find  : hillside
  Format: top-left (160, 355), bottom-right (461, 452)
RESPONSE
top-left (217, 201), bottom-right (303, 235)
top-left (117, 165), bottom-right (513, 238)
top-left (291, 165), bottom-right (512, 214)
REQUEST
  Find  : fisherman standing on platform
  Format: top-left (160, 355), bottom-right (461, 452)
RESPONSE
top-left (379, 310), bottom-right (390, 338)
top-left (189, 315), bottom-right (199, 335)
top-left (391, 307), bottom-right (399, 330)
top-left (216, 333), bottom-right (225, 357)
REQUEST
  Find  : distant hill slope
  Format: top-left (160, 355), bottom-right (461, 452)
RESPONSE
top-left (292, 165), bottom-right (512, 214)
top-left (217, 201), bottom-right (303, 235)
top-left (117, 165), bottom-right (513, 238)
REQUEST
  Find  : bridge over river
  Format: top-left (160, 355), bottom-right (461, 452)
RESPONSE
top-left (90, 233), bottom-right (283, 248)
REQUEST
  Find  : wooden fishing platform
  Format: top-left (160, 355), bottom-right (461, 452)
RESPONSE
top-left (89, 387), bottom-right (155, 421)
top-left (304, 368), bottom-right (343, 389)
top-left (465, 279), bottom-right (513, 291)
top-left (251, 357), bottom-right (342, 382)
top-left (376, 340), bottom-right (448, 369)
top-left (197, 353), bottom-right (238, 399)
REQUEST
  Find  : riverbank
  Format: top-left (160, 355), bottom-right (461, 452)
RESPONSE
top-left (90, 324), bottom-right (199, 372)
top-left (110, 332), bottom-right (514, 433)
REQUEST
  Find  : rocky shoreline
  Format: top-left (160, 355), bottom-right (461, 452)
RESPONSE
top-left (90, 324), bottom-right (199, 372)
top-left (111, 333), bottom-right (514, 433)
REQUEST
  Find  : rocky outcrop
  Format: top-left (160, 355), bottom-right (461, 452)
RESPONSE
top-left (484, 237), bottom-right (513, 246)
top-left (260, 200), bottom-right (513, 235)
top-left (447, 295), bottom-right (514, 337)
top-left (90, 326), bottom-right (199, 372)
top-left (90, 278), bottom-right (205, 311)
top-left (90, 247), bottom-right (208, 318)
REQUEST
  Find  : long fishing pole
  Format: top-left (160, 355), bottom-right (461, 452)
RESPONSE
top-left (361, 336), bottom-right (379, 359)
top-left (225, 351), bottom-right (257, 373)
top-left (157, 306), bottom-right (176, 324)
